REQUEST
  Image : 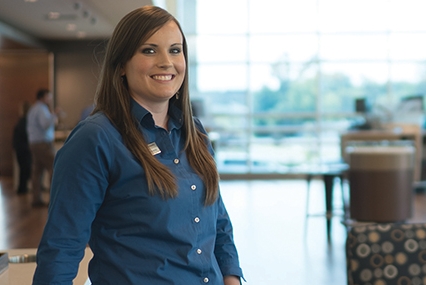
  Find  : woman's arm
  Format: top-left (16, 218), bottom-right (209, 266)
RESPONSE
top-left (214, 193), bottom-right (244, 282)
top-left (33, 120), bottom-right (111, 284)
top-left (224, 275), bottom-right (241, 285)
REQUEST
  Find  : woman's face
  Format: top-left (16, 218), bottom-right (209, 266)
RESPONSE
top-left (122, 20), bottom-right (186, 108)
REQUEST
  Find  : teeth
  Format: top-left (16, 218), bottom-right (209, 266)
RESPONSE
top-left (152, 75), bottom-right (172, 81)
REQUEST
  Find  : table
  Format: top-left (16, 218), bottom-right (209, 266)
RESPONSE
top-left (220, 163), bottom-right (349, 242)
top-left (303, 163), bottom-right (349, 242)
top-left (0, 247), bottom-right (93, 285)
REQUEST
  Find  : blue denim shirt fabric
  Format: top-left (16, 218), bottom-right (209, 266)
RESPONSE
top-left (32, 101), bottom-right (243, 285)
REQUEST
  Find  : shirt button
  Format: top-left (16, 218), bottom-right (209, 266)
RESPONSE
top-left (197, 248), bottom-right (202, 254)
top-left (194, 217), bottom-right (200, 223)
top-left (191, 185), bottom-right (196, 191)
top-left (173, 158), bottom-right (179, 164)
top-left (203, 277), bottom-right (209, 283)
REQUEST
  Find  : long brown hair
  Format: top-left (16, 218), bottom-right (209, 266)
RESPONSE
top-left (93, 6), bottom-right (219, 205)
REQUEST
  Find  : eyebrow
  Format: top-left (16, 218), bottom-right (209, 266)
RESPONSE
top-left (142, 43), bottom-right (183, 47)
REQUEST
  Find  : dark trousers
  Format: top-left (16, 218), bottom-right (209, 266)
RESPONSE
top-left (16, 148), bottom-right (32, 193)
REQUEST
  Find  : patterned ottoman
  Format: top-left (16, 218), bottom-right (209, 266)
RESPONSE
top-left (346, 223), bottom-right (426, 285)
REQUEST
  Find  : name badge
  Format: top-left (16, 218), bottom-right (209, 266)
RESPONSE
top-left (148, 142), bottom-right (161, 156)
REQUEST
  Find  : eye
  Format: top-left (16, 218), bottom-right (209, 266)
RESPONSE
top-left (170, 47), bottom-right (182, 54)
top-left (141, 48), bottom-right (155, 54)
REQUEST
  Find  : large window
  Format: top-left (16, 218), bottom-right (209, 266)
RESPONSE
top-left (177, 0), bottom-right (426, 174)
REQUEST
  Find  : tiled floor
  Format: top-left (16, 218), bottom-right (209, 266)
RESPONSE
top-left (219, 179), bottom-right (426, 285)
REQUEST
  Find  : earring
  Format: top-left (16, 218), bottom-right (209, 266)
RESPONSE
top-left (175, 91), bottom-right (180, 99)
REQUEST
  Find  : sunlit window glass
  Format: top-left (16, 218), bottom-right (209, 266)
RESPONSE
top-left (196, 35), bottom-right (248, 63)
top-left (177, 0), bottom-right (426, 174)
top-left (249, 0), bottom-right (318, 34)
top-left (318, 0), bottom-right (389, 32)
top-left (196, 0), bottom-right (249, 34)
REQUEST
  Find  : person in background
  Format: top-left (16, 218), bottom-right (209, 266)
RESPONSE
top-left (33, 6), bottom-right (244, 285)
top-left (12, 101), bottom-right (32, 195)
top-left (26, 89), bottom-right (60, 207)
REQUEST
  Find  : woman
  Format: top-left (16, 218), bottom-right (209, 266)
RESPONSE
top-left (32, 5), bottom-right (244, 285)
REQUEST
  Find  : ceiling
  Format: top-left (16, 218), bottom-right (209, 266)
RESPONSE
top-left (0, 0), bottom-right (153, 43)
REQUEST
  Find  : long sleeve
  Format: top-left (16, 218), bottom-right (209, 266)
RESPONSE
top-left (33, 118), bottom-right (111, 284)
top-left (214, 194), bottom-right (244, 279)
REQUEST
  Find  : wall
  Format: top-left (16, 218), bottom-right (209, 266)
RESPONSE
top-left (49, 40), bottom-right (105, 129)
top-left (0, 49), bottom-right (51, 176)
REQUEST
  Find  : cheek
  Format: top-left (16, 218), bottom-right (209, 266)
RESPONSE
top-left (177, 59), bottom-right (186, 75)
top-left (125, 58), bottom-right (150, 78)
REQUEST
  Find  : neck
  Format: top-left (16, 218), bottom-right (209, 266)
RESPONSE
top-left (130, 96), bottom-right (170, 130)
top-left (148, 104), bottom-right (169, 130)
top-left (153, 113), bottom-right (169, 130)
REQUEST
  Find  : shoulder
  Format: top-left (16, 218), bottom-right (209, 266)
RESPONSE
top-left (65, 112), bottom-right (121, 147)
top-left (193, 116), bottom-right (208, 135)
top-left (32, 101), bottom-right (45, 110)
top-left (56, 113), bottom-right (121, 169)
top-left (192, 117), bottom-right (216, 154)
top-left (28, 102), bottom-right (45, 115)
top-left (76, 113), bottom-right (118, 134)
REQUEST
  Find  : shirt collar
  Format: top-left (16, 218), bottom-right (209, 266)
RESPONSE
top-left (130, 98), bottom-right (183, 130)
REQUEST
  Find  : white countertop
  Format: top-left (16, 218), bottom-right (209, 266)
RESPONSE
top-left (0, 247), bottom-right (93, 285)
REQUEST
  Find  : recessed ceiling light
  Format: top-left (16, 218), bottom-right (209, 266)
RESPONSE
top-left (77, 31), bottom-right (86, 38)
top-left (45, 13), bottom-right (77, 21)
top-left (24, 0), bottom-right (38, 2)
top-left (67, 24), bottom-right (76, 31)
top-left (47, 12), bottom-right (61, 20)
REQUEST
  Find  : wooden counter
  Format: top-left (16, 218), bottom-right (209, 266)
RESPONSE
top-left (0, 247), bottom-right (93, 285)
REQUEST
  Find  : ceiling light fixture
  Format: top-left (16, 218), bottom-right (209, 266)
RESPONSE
top-left (47, 12), bottom-right (61, 20)
top-left (67, 24), bottom-right (76, 31)
top-left (77, 31), bottom-right (87, 38)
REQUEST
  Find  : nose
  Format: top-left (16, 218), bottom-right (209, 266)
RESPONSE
top-left (157, 51), bottom-right (173, 69)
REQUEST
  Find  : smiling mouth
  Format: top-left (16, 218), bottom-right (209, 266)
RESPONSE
top-left (152, 75), bottom-right (174, 81)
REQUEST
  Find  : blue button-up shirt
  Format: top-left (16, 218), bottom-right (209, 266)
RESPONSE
top-left (27, 101), bottom-right (56, 143)
top-left (32, 100), bottom-right (243, 285)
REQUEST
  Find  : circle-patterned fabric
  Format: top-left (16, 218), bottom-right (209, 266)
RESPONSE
top-left (346, 223), bottom-right (426, 285)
